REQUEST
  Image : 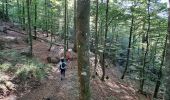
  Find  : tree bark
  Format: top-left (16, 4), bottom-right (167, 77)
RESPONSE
top-left (153, 34), bottom-right (167, 98)
top-left (17, 0), bottom-right (21, 25)
top-left (73, 0), bottom-right (77, 52)
top-left (34, 0), bottom-right (37, 40)
top-left (44, 0), bottom-right (48, 37)
top-left (77, 0), bottom-right (91, 99)
top-left (101, 0), bottom-right (109, 81)
top-left (22, 0), bottom-right (25, 30)
top-left (139, 0), bottom-right (150, 92)
top-left (5, 0), bottom-right (8, 19)
top-left (121, 8), bottom-right (134, 79)
top-left (64, 0), bottom-right (67, 58)
top-left (26, 0), bottom-right (32, 56)
top-left (164, 7), bottom-right (170, 100)
top-left (2, 0), bottom-right (5, 21)
top-left (93, 0), bottom-right (99, 78)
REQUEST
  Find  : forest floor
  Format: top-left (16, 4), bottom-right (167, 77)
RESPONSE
top-left (0, 22), bottom-right (152, 100)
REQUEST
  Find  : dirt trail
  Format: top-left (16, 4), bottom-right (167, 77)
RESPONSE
top-left (17, 62), bottom-right (79, 100)
top-left (1, 26), bottom-right (151, 100)
top-left (17, 41), bottom-right (79, 100)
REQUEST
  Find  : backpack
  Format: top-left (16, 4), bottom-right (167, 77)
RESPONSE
top-left (60, 62), bottom-right (66, 70)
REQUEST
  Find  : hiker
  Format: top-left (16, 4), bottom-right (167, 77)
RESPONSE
top-left (66, 49), bottom-right (71, 68)
top-left (59, 58), bottom-right (67, 80)
top-left (66, 49), bottom-right (71, 62)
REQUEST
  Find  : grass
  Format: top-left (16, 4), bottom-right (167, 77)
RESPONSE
top-left (0, 50), bottom-right (51, 81)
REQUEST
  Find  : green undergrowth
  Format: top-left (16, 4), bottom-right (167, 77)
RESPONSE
top-left (0, 50), bottom-right (51, 81)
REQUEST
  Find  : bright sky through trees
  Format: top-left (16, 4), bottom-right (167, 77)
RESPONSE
top-left (161, 0), bottom-right (169, 7)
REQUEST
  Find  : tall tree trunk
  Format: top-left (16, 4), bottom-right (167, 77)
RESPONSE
top-left (66, 0), bottom-right (69, 50)
top-left (26, 0), bottom-right (32, 56)
top-left (153, 34), bottom-right (167, 98)
top-left (139, 0), bottom-right (150, 92)
top-left (64, 0), bottom-right (67, 58)
top-left (22, 0), bottom-right (25, 30)
top-left (101, 0), bottom-right (109, 81)
top-left (164, 6), bottom-right (170, 100)
top-left (77, 0), bottom-right (91, 99)
top-left (44, 0), bottom-right (48, 37)
top-left (5, 0), bottom-right (8, 19)
top-left (34, 0), bottom-right (37, 40)
top-left (2, 0), bottom-right (5, 21)
top-left (17, 0), bottom-right (21, 25)
top-left (49, 7), bottom-right (53, 51)
top-left (121, 8), bottom-right (134, 79)
top-left (73, 0), bottom-right (77, 52)
top-left (93, 0), bottom-right (99, 78)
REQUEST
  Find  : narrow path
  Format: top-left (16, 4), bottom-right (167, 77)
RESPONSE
top-left (16, 40), bottom-right (149, 100)
top-left (17, 41), bottom-right (79, 100)
top-left (1, 26), bottom-right (150, 100)
top-left (18, 64), bottom-right (79, 100)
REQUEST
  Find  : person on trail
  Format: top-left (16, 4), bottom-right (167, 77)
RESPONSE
top-left (59, 58), bottom-right (67, 80)
top-left (66, 49), bottom-right (71, 61)
top-left (66, 49), bottom-right (71, 68)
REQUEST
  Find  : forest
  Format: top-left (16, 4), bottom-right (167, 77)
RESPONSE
top-left (0, 0), bottom-right (170, 100)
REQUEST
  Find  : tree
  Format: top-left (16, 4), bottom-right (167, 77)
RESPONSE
top-left (66, 1), bottom-right (69, 50)
top-left (26, 0), bottom-right (32, 56)
top-left (165, 4), bottom-right (170, 100)
top-left (33, 0), bottom-right (37, 39)
top-left (5, 0), bottom-right (8, 19)
top-left (17, 0), bottom-right (21, 24)
top-left (73, 0), bottom-right (77, 52)
top-left (139, 0), bottom-right (151, 92)
top-left (101, 0), bottom-right (109, 81)
top-left (64, 0), bottom-right (67, 58)
top-left (44, 0), bottom-right (48, 37)
top-left (2, 0), bottom-right (5, 20)
top-left (48, 4), bottom-right (54, 51)
top-left (93, 0), bottom-right (99, 78)
top-left (22, 0), bottom-right (26, 30)
top-left (77, 0), bottom-right (91, 99)
top-left (153, 33), bottom-right (167, 98)
top-left (121, 6), bottom-right (134, 79)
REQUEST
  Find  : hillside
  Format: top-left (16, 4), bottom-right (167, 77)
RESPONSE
top-left (0, 22), bottom-right (152, 100)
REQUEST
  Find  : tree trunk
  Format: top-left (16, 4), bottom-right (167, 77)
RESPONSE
top-left (77, 0), bottom-right (91, 99)
top-left (139, 0), bottom-right (150, 92)
top-left (121, 8), bottom-right (134, 79)
top-left (22, 0), bottom-right (25, 30)
top-left (34, 0), bottom-right (37, 40)
top-left (49, 7), bottom-right (53, 51)
top-left (66, 0), bottom-right (69, 50)
top-left (17, 0), bottom-right (21, 25)
top-left (26, 0), bottom-right (32, 56)
top-left (5, 0), bottom-right (8, 19)
top-left (153, 34), bottom-right (167, 98)
top-left (101, 0), bottom-right (109, 81)
top-left (164, 7), bottom-right (170, 100)
top-left (2, 0), bottom-right (5, 21)
top-left (44, 0), bottom-right (48, 37)
top-left (73, 0), bottom-right (77, 52)
top-left (64, 0), bottom-right (67, 58)
top-left (93, 0), bottom-right (99, 78)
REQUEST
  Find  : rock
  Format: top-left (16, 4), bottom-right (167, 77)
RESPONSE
top-left (0, 73), bottom-right (10, 82)
top-left (68, 50), bottom-right (77, 60)
top-left (47, 57), bottom-right (60, 64)
top-left (0, 84), bottom-right (8, 96)
top-left (106, 76), bottom-right (109, 80)
top-left (0, 41), bottom-right (5, 50)
top-left (5, 81), bottom-right (15, 91)
top-left (0, 36), bottom-right (18, 44)
top-left (0, 26), bottom-right (7, 33)
top-left (20, 47), bottom-right (31, 56)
